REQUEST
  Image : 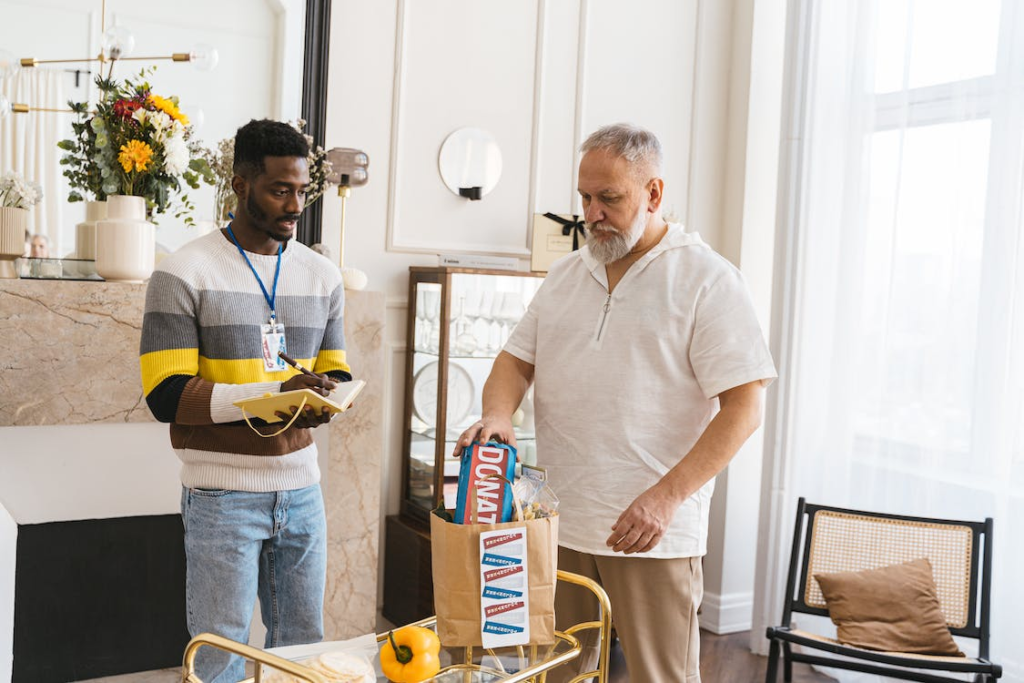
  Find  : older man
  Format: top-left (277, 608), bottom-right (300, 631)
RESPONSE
top-left (454, 123), bottom-right (776, 681)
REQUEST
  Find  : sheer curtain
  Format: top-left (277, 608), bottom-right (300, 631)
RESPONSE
top-left (0, 68), bottom-right (67, 255)
top-left (755, 0), bottom-right (1024, 679)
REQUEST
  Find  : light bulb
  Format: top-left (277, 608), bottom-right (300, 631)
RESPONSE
top-left (189, 44), bottom-right (219, 72)
top-left (0, 49), bottom-right (18, 78)
top-left (101, 26), bottom-right (136, 60)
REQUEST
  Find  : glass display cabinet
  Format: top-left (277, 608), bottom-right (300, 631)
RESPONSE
top-left (401, 266), bottom-right (544, 521)
top-left (384, 266), bottom-right (543, 625)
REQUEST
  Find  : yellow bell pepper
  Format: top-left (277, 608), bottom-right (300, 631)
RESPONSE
top-left (380, 625), bottom-right (441, 682)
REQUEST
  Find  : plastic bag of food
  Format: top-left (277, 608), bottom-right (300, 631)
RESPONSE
top-left (513, 465), bottom-right (559, 521)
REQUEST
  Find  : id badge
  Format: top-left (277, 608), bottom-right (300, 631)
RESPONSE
top-left (261, 323), bottom-right (288, 372)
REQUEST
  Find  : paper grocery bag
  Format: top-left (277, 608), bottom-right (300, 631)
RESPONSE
top-left (430, 509), bottom-right (558, 646)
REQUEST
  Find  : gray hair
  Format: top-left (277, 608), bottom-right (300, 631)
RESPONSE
top-left (580, 123), bottom-right (663, 176)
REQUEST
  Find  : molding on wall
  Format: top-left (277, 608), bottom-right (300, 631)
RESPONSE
top-left (697, 590), bottom-right (754, 635)
top-left (525, 0), bottom-right (547, 251)
top-left (569, 0), bottom-right (589, 212)
top-left (684, 0), bottom-right (704, 232)
top-left (385, 0), bottom-right (408, 258)
top-left (384, 0), bottom-right (545, 258)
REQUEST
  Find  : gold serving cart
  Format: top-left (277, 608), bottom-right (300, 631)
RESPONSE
top-left (181, 570), bottom-right (611, 683)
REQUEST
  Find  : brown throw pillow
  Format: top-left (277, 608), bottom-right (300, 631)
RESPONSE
top-left (814, 558), bottom-right (964, 656)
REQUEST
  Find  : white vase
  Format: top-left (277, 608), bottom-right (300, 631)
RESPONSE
top-left (0, 206), bottom-right (28, 279)
top-left (74, 200), bottom-right (107, 260)
top-left (95, 195), bottom-right (155, 282)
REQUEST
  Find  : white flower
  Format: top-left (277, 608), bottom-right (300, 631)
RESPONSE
top-left (151, 111), bottom-right (174, 143)
top-left (164, 133), bottom-right (189, 175)
top-left (0, 171), bottom-right (43, 209)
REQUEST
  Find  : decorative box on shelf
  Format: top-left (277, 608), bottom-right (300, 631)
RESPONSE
top-left (530, 212), bottom-right (587, 273)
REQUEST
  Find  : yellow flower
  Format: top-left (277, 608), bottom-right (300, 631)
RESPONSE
top-left (119, 139), bottom-right (153, 173)
top-left (148, 93), bottom-right (190, 126)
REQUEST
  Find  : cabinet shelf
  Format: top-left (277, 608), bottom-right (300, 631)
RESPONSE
top-left (397, 267), bottom-right (543, 522)
top-left (410, 347), bottom-right (501, 360)
top-left (409, 425), bottom-right (538, 443)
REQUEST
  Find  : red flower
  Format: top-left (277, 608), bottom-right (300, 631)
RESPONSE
top-left (113, 98), bottom-right (141, 120)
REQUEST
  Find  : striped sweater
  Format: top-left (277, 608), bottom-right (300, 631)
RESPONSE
top-left (139, 229), bottom-right (352, 492)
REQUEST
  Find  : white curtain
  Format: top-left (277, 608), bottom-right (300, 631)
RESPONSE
top-left (0, 68), bottom-right (67, 256)
top-left (757, 0), bottom-right (1024, 680)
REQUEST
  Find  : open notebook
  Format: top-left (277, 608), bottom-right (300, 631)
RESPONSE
top-left (233, 379), bottom-right (366, 423)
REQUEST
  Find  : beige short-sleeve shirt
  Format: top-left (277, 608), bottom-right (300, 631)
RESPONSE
top-left (504, 224), bottom-right (777, 557)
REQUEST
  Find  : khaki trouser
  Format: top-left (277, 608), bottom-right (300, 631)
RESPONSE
top-left (550, 547), bottom-right (703, 683)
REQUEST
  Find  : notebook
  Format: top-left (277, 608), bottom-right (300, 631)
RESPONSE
top-left (233, 379), bottom-right (366, 423)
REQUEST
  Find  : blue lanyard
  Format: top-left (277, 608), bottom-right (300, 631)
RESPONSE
top-left (226, 225), bottom-right (282, 322)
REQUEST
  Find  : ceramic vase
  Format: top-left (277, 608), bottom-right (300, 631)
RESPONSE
top-left (0, 206), bottom-right (28, 279)
top-left (95, 195), bottom-right (155, 282)
top-left (74, 200), bottom-right (107, 260)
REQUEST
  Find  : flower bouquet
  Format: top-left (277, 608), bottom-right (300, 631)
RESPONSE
top-left (0, 171), bottom-right (43, 210)
top-left (198, 119), bottom-right (333, 224)
top-left (58, 68), bottom-right (214, 225)
top-left (0, 171), bottom-right (44, 278)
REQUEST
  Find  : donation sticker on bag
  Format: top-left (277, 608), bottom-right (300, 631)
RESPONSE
top-left (479, 527), bottom-right (531, 647)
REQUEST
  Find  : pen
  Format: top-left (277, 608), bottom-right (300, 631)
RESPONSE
top-left (278, 350), bottom-right (318, 378)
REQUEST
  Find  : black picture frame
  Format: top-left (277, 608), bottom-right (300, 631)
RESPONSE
top-left (298, 0), bottom-right (332, 246)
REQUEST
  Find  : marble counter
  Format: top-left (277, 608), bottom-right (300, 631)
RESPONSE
top-left (0, 278), bottom-right (385, 641)
top-left (0, 280), bottom-right (152, 425)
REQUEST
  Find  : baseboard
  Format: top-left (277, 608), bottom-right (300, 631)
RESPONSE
top-left (698, 590), bottom-right (754, 635)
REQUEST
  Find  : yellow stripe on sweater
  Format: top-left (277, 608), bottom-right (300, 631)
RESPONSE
top-left (141, 351), bottom-right (352, 395)
top-left (141, 348), bottom-right (199, 395)
top-left (314, 349), bottom-right (351, 375)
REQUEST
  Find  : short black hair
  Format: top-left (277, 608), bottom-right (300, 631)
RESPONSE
top-left (233, 119), bottom-right (309, 179)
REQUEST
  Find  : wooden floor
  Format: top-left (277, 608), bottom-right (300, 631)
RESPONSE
top-left (607, 629), bottom-right (837, 682)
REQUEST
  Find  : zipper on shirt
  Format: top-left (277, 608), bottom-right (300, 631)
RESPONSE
top-left (596, 294), bottom-right (612, 341)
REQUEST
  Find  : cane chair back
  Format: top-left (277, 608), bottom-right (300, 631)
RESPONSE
top-left (799, 507), bottom-right (976, 633)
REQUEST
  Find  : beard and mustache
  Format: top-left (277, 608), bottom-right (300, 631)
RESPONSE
top-left (584, 202), bottom-right (648, 264)
top-left (247, 192), bottom-right (302, 241)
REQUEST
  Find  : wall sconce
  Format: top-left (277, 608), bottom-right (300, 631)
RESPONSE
top-left (438, 127), bottom-right (502, 201)
top-left (326, 147), bottom-right (369, 290)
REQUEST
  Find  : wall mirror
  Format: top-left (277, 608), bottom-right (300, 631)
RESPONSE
top-left (0, 0), bottom-right (310, 256)
top-left (438, 127), bottom-right (502, 200)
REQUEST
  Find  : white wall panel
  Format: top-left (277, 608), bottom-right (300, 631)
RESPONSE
top-left (387, 0), bottom-right (542, 257)
top-left (534, 0), bottom-right (584, 214)
top-left (580, 0), bottom-right (698, 222)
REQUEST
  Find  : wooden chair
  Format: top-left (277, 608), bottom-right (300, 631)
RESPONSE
top-left (765, 498), bottom-right (1001, 682)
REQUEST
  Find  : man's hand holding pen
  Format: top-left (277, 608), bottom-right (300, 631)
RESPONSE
top-left (277, 351), bottom-right (337, 427)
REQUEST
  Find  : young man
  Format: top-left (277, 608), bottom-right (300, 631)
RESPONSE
top-left (140, 119), bottom-right (351, 682)
top-left (454, 123), bottom-right (777, 682)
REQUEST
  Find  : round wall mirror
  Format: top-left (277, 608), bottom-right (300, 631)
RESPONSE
top-left (438, 127), bottom-right (502, 200)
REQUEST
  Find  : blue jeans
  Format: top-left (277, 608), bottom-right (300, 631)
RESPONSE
top-left (181, 484), bottom-right (327, 683)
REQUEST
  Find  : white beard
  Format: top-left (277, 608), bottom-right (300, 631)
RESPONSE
top-left (585, 204), bottom-right (647, 264)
